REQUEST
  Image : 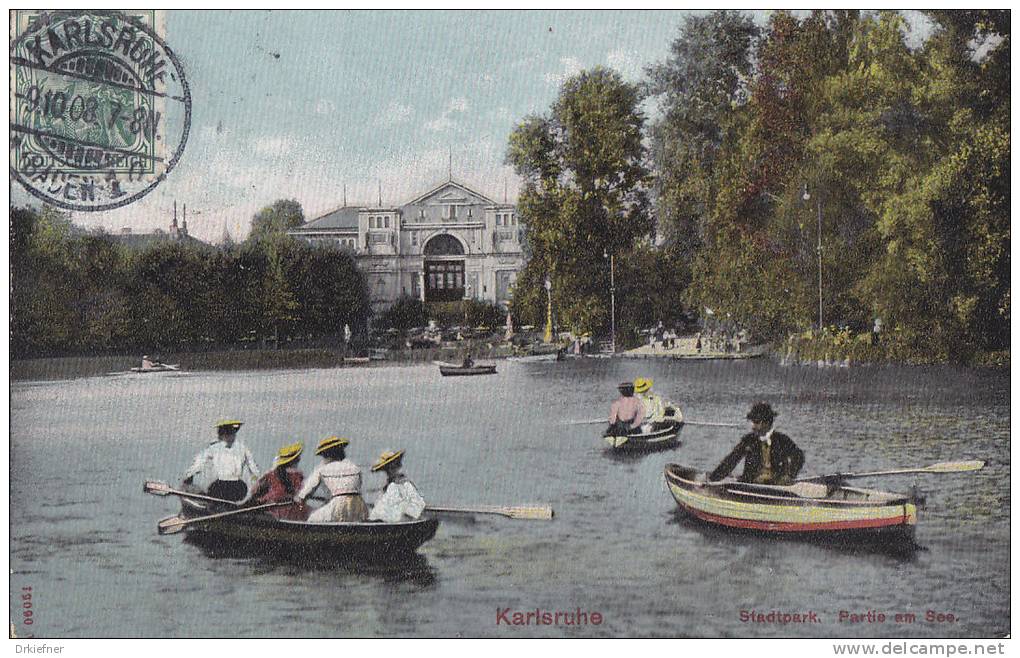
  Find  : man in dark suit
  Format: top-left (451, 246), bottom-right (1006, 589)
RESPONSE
top-left (709, 402), bottom-right (804, 485)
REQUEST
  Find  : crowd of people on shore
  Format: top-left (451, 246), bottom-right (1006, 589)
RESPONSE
top-left (182, 420), bottom-right (425, 523)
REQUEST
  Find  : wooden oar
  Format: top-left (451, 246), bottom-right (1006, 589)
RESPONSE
top-left (157, 501), bottom-right (293, 535)
top-left (565, 418), bottom-right (742, 428)
top-left (143, 480), bottom-right (241, 507)
top-left (426, 505), bottom-right (554, 520)
top-left (797, 460), bottom-right (986, 483)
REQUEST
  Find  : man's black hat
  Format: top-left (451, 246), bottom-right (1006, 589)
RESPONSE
top-left (746, 401), bottom-right (777, 423)
top-left (617, 381), bottom-right (635, 392)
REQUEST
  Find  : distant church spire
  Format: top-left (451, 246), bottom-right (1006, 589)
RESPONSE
top-left (182, 204), bottom-right (188, 235)
top-left (172, 200), bottom-right (178, 229)
top-left (448, 146), bottom-right (453, 181)
top-left (377, 180), bottom-right (382, 207)
top-left (343, 184), bottom-right (348, 207)
top-left (504, 178), bottom-right (508, 204)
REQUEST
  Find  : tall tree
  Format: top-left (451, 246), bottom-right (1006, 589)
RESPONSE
top-left (249, 199), bottom-right (305, 239)
top-left (507, 66), bottom-right (652, 334)
top-left (646, 11), bottom-right (759, 255)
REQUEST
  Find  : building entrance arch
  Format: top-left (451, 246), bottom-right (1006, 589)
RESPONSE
top-left (423, 233), bottom-right (466, 302)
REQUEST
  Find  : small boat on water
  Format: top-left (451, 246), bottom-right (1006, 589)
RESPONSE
top-left (436, 362), bottom-right (497, 376)
top-left (605, 420), bottom-right (683, 451)
top-left (176, 498), bottom-right (439, 559)
top-left (664, 464), bottom-right (917, 545)
top-left (129, 363), bottom-right (180, 373)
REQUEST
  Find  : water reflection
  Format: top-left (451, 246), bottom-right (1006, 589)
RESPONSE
top-left (182, 536), bottom-right (437, 584)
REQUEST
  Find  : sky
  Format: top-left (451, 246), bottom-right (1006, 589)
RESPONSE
top-left (10, 10), bottom-right (935, 243)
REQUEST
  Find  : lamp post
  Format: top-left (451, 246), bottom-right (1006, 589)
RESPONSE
top-left (544, 277), bottom-right (553, 344)
top-left (604, 248), bottom-right (616, 353)
top-left (802, 184), bottom-right (823, 331)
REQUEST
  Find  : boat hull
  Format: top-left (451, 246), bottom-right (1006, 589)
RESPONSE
top-left (439, 365), bottom-right (497, 376)
top-left (605, 421), bottom-right (683, 452)
top-left (664, 464), bottom-right (916, 545)
top-left (178, 499), bottom-right (438, 560)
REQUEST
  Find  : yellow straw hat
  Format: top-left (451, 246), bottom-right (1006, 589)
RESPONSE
top-left (315, 436), bottom-right (350, 454)
top-left (371, 450), bottom-right (405, 472)
top-left (273, 442), bottom-right (303, 467)
top-left (215, 419), bottom-right (243, 432)
top-left (634, 378), bottom-right (653, 394)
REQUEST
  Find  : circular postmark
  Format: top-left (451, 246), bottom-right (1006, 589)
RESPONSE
top-left (10, 10), bottom-right (191, 211)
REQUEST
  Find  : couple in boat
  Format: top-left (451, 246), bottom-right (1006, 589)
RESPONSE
top-left (182, 420), bottom-right (425, 523)
top-left (606, 377), bottom-right (681, 437)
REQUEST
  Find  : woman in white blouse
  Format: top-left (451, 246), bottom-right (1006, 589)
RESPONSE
top-left (368, 450), bottom-right (426, 523)
top-left (295, 436), bottom-right (368, 523)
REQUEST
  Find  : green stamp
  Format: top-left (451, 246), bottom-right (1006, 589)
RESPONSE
top-left (9, 10), bottom-right (191, 211)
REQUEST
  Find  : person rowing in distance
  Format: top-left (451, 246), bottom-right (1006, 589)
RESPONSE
top-left (709, 402), bottom-right (804, 485)
top-left (182, 420), bottom-right (261, 502)
top-left (606, 381), bottom-right (645, 437)
top-left (368, 450), bottom-right (426, 522)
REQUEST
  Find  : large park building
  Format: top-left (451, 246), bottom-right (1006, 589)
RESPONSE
top-left (287, 179), bottom-right (525, 312)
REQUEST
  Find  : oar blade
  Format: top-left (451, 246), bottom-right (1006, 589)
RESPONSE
top-left (143, 480), bottom-right (172, 496)
top-left (506, 506), bottom-right (554, 520)
top-left (925, 460), bottom-right (986, 473)
top-left (157, 515), bottom-right (188, 535)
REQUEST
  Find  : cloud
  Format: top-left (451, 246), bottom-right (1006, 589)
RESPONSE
top-left (250, 135), bottom-right (297, 157)
top-left (543, 56), bottom-right (583, 86)
top-left (606, 48), bottom-right (643, 80)
top-left (425, 97), bottom-right (470, 132)
top-left (376, 101), bottom-right (414, 126)
top-left (314, 99), bottom-right (336, 115)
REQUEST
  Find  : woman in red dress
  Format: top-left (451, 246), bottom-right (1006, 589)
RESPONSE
top-left (251, 442), bottom-right (308, 520)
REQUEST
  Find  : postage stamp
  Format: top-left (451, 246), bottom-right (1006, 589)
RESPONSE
top-left (6, 8), bottom-right (1011, 651)
top-left (9, 10), bottom-right (190, 211)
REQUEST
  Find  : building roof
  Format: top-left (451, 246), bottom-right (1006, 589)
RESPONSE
top-left (294, 206), bottom-right (359, 231)
top-left (405, 179), bottom-right (499, 207)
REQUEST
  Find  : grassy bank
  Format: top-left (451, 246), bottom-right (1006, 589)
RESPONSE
top-left (11, 343), bottom-right (517, 382)
top-left (779, 329), bottom-right (1010, 367)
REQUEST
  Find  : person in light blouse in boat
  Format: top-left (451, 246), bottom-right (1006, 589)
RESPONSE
top-left (183, 420), bottom-right (261, 502)
top-left (295, 436), bottom-right (368, 523)
top-left (368, 450), bottom-right (426, 523)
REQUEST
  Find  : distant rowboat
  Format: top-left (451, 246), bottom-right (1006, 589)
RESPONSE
top-left (129, 364), bottom-right (180, 373)
top-left (436, 362), bottom-right (497, 376)
top-left (604, 420), bottom-right (683, 451)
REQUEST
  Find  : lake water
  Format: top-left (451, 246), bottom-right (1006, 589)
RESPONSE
top-left (9, 358), bottom-right (1009, 637)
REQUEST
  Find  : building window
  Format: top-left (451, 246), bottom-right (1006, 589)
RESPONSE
top-left (411, 232), bottom-right (418, 246)
top-left (384, 216), bottom-right (390, 228)
top-left (496, 214), bottom-right (502, 226)
top-left (419, 209), bottom-right (425, 219)
top-left (449, 205), bottom-right (457, 220)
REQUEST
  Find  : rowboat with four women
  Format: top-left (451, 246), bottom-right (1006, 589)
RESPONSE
top-left (170, 496), bottom-right (439, 558)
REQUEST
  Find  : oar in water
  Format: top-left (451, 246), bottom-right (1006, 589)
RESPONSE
top-left (143, 480), bottom-right (241, 507)
top-left (157, 501), bottom-right (292, 535)
top-left (426, 505), bottom-right (554, 520)
top-left (797, 460), bottom-right (986, 483)
top-left (565, 418), bottom-right (742, 428)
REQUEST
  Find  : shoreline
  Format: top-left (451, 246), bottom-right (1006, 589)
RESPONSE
top-left (11, 343), bottom-right (1010, 382)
